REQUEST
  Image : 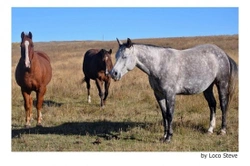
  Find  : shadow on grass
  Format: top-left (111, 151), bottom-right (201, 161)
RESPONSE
top-left (12, 120), bottom-right (146, 139)
top-left (12, 119), bottom-right (209, 141)
top-left (32, 100), bottom-right (63, 107)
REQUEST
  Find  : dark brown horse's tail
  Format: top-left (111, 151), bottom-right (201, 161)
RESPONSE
top-left (82, 77), bottom-right (86, 83)
top-left (228, 55), bottom-right (238, 107)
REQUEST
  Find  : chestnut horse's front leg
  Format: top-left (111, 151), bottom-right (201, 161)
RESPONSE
top-left (21, 89), bottom-right (33, 128)
top-left (36, 86), bottom-right (46, 127)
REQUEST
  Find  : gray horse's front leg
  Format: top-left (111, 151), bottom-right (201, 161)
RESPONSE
top-left (159, 99), bottom-right (168, 141)
top-left (150, 77), bottom-right (175, 142)
top-left (164, 93), bottom-right (176, 142)
top-left (154, 92), bottom-right (169, 142)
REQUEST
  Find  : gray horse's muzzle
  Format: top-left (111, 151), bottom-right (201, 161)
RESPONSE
top-left (110, 69), bottom-right (121, 81)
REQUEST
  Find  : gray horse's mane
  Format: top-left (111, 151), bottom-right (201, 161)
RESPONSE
top-left (133, 43), bottom-right (172, 49)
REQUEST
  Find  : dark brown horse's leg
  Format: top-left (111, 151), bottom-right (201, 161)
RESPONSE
top-left (85, 77), bottom-right (91, 103)
top-left (21, 89), bottom-right (32, 128)
top-left (103, 79), bottom-right (111, 105)
top-left (95, 79), bottom-right (104, 107)
top-left (36, 86), bottom-right (46, 126)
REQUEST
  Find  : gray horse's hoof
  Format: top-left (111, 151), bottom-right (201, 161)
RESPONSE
top-left (220, 129), bottom-right (226, 135)
top-left (160, 135), bottom-right (172, 143)
top-left (207, 131), bottom-right (213, 135)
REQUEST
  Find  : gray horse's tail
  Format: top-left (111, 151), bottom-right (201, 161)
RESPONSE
top-left (228, 55), bottom-right (238, 106)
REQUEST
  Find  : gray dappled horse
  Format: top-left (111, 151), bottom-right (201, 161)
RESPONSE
top-left (111, 38), bottom-right (238, 142)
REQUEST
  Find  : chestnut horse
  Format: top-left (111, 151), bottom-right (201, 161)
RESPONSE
top-left (15, 32), bottom-right (52, 128)
top-left (82, 49), bottom-right (113, 107)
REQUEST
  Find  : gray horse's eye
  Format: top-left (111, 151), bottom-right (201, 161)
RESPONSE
top-left (122, 55), bottom-right (127, 59)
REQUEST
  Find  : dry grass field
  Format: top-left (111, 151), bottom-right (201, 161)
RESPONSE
top-left (11, 35), bottom-right (238, 151)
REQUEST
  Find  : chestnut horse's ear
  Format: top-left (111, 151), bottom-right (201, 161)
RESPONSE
top-left (21, 32), bottom-right (25, 39)
top-left (126, 38), bottom-right (133, 48)
top-left (116, 38), bottom-right (123, 46)
top-left (28, 32), bottom-right (33, 39)
top-left (109, 49), bottom-right (112, 54)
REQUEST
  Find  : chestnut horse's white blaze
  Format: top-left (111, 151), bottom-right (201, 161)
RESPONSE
top-left (111, 38), bottom-right (238, 142)
top-left (24, 40), bottom-right (31, 68)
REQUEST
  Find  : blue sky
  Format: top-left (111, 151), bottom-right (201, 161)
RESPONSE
top-left (11, 7), bottom-right (238, 42)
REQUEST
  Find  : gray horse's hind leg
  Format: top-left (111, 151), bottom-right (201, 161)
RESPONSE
top-left (216, 82), bottom-right (230, 134)
top-left (203, 83), bottom-right (217, 133)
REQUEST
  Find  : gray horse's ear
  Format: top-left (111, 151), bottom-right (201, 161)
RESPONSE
top-left (126, 38), bottom-right (132, 48)
top-left (21, 32), bottom-right (25, 39)
top-left (28, 32), bottom-right (32, 39)
top-left (116, 38), bottom-right (123, 46)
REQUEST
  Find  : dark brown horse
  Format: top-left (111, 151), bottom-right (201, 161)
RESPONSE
top-left (15, 32), bottom-right (52, 128)
top-left (82, 49), bottom-right (113, 107)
